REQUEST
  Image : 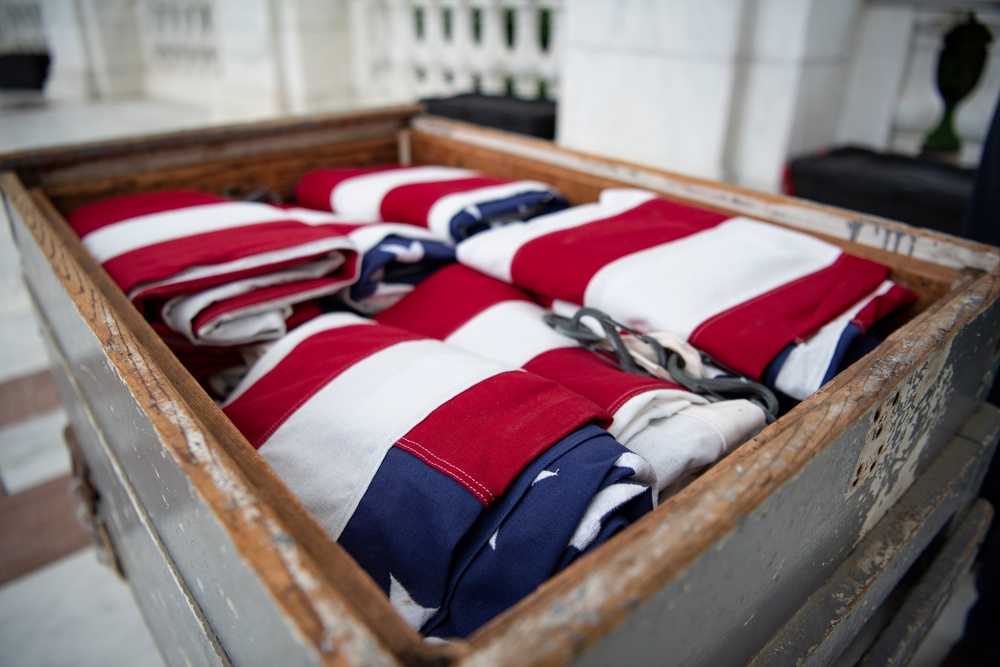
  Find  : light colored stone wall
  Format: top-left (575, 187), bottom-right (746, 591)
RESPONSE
top-left (557, 0), bottom-right (749, 183)
top-left (556, 0), bottom-right (865, 191)
top-left (557, 0), bottom-right (999, 192)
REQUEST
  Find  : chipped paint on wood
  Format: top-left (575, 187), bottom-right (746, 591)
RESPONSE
top-left (851, 338), bottom-right (956, 540)
top-left (266, 518), bottom-right (389, 662)
top-left (858, 500), bottom-right (993, 667)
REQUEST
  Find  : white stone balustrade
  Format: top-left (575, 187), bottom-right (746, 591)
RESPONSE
top-left (0, 0), bottom-right (47, 53)
top-left (838, 1), bottom-right (999, 168)
top-left (141, 1), bottom-right (218, 74)
top-left (348, 0), bottom-right (563, 106)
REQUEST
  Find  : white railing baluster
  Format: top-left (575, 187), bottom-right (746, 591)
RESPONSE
top-left (890, 10), bottom-right (951, 155)
top-left (441, 0), bottom-right (466, 93)
top-left (510, 0), bottom-right (539, 98)
top-left (411, 0), bottom-right (429, 97)
top-left (423, 0), bottom-right (448, 97)
top-left (538, 0), bottom-right (561, 98)
top-left (372, 0), bottom-right (396, 105)
top-left (477, 0), bottom-right (505, 94)
top-left (347, 0), bottom-right (376, 106)
top-left (141, 0), bottom-right (218, 75)
top-left (386, 0), bottom-right (417, 103)
top-left (0, 1), bottom-right (47, 54)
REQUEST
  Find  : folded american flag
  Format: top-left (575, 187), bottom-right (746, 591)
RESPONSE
top-left (221, 313), bottom-right (654, 637)
top-left (457, 189), bottom-right (916, 400)
top-left (376, 264), bottom-right (765, 494)
top-left (68, 191), bottom-right (360, 345)
top-left (69, 192), bottom-right (457, 346)
top-left (294, 164), bottom-right (569, 241)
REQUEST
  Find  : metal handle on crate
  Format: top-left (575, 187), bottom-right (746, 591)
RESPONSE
top-left (64, 426), bottom-right (125, 579)
top-left (544, 307), bottom-right (779, 423)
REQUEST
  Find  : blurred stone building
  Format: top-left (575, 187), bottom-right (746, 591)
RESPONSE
top-left (1, 0), bottom-right (998, 192)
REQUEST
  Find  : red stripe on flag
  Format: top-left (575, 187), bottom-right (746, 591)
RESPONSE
top-left (379, 176), bottom-right (503, 227)
top-left (690, 254), bottom-right (890, 379)
top-left (394, 370), bottom-right (606, 505)
top-left (294, 165), bottom-right (404, 212)
top-left (851, 284), bottom-right (917, 332)
top-left (375, 264), bottom-right (533, 339)
top-left (102, 221), bottom-right (355, 295)
top-left (286, 300), bottom-right (326, 331)
top-left (69, 191), bottom-right (227, 237)
top-left (223, 323), bottom-right (421, 447)
top-left (510, 198), bottom-right (729, 304)
top-left (523, 347), bottom-right (686, 415)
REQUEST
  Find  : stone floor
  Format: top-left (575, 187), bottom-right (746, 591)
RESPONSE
top-left (0, 89), bottom-right (979, 666)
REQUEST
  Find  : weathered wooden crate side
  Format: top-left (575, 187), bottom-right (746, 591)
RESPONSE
top-left (37, 315), bottom-right (233, 666)
top-left (4, 105), bottom-right (416, 213)
top-left (1, 174), bottom-right (426, 667)
top-left (747, 410), bottom-right (998, 666)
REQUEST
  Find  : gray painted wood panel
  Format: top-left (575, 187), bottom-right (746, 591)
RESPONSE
top-left (3, 183), bottom-right (401, 667)
top-left (858, 499), bottom-right (993, 667)
top-left (749, 410), bottom-right (999, 666)
top-left (38, 319), bottom-right (232, 667)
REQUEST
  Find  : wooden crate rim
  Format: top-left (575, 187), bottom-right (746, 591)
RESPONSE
top-left (3, 106), bottom-right (1000, 666)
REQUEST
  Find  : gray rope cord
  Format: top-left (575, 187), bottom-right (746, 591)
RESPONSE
top-left (543, 307), bottom-right (779, 423)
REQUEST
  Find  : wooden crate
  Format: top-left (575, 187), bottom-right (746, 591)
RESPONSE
top-left (2, 106), bottom-right (998, 666)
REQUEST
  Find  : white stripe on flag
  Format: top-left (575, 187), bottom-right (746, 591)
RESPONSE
top-left (223, 312), bottom-right (372, 406)
top-left (445, 300), bottom-right (577, 368)
top-left (160, 257), bottom-right (345, 343)
top-left (568, 481), bottom-right (649, 552)
top-left (277, 206), bottom-right (358, 225)
top-left (258, 338), bottom-right (506, 539)
top-left (82, 202), bottom-right (294, 263)
top-left (598, 188), bottom-right (662, 208)
top-left (584, 217), bottom-right (843, 336)
top-left (773, 280), bottom-right (896, 400)
top-left (330, 166), bottom-right (476, 221)
top-left (624, 400), bottom-right (765, 493)
top-left (609, 389), bottom-right (705, 443)
top-left (426, 180), bottom-right (557, 238)
top-left (456, 190), bottom-right (658, 284)
top-left (346, 222), bottom-right (452, 252)
top-left (193, 282), bottom-right (346, 346)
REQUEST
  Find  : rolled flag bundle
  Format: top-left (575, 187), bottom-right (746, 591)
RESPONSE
top-left (150, 300), bottom-right (323, 399)
top-left (457, 189), bottom-right (917, 400)
top-left (294, 164), bottom-right (569, 241)
top-left (376, 264), bottom-right (766, 495)
top-left (312, 216), bottom-right (457, 314)
top-left (68, 191), bottom-right (360, 346)
top-left (69, 192), bottom-right (458, 346)
top-left (222, 313), bottom-right (655, 637)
